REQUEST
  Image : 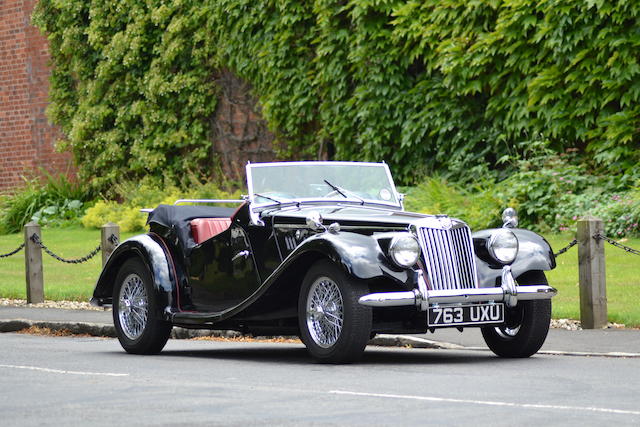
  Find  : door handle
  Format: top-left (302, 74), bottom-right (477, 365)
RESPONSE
top-left (232, 250), bottom-right (250, 262)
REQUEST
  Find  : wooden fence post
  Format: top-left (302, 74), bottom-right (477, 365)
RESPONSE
top-left (24, 222), bottom-right (44, 304)
top-left (577, 216), bottom-right (607, 329)
top-left (101, 223), bottom-right (120, 267)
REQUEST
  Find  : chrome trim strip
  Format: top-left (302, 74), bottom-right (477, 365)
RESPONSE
top-left (272, 224), bottom-right (406, 231)
top-left (173, 199), bottom-right (244, 205)
top-left (358, 285), bottom-right (557, 308)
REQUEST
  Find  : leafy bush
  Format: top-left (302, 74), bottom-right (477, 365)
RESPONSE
top-left (402, 177), bottom-right (503, 231)
top-left (404, 140), bottom-right (640, 237)
top-left (494, 141), bottom-right (639, 236)
top-left (0, 174), bottom-right (90, 234)
top-left (31, 199), bottom-right (84, 227)
top-left (34, 0), bottom-right (640, 191)
top-left (560, 192), bottom-right (640, 238)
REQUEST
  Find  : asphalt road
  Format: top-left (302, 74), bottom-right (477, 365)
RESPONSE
top-left (1, 333), bottom-right (639, 426)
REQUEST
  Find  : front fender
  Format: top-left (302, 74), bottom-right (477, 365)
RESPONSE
top-left (90, 234), bottom-right (175, 309)
top-left (473, 228), bottom-right (556, 287)
top-left (269, 231), bottom-right (413, 287)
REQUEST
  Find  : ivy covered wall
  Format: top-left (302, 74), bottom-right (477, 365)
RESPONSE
top-left (34, 0), bottom-right (640, 189)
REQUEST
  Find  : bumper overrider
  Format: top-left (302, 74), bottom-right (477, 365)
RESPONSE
top-left (358, 266), bottom-right (557, 311)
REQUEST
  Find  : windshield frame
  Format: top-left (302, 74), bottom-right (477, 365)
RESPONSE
top-left (246, 161), bottom-right (403, 211)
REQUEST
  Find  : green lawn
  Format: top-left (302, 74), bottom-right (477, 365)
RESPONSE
top-left (1, 228), bottom-right (639, 326)
top-left (0, 227), bottom-right (136, 301)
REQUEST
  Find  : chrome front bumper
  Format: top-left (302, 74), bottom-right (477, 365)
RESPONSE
top-left (358, 266), bottom-right (556, 310)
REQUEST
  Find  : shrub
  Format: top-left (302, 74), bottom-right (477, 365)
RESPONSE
top-left (0, 174), bottom-right (91, 234)
top-left (483, 142), bottom-right (639, 236)
top-left (31, 199), bottom-right (85, 227)
top-left (403, 177), bottom-right (503, 231)
top-left (404, 142), bottom-right (640, 237)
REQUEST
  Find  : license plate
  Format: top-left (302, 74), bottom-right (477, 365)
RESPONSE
top-left (428, 303), bottom-right (504, 327)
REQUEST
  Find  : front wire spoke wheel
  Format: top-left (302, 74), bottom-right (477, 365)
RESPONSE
top-left (306, 278), bottom-right (344, 348)
top-left (298, 260), bottom-right (372, 363)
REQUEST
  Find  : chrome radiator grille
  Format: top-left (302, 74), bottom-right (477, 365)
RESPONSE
top-left (417, 223), bottom-right (478, 290)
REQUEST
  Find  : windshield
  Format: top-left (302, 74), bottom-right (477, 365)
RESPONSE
top-left (247, 162), bottom-right (400, 207)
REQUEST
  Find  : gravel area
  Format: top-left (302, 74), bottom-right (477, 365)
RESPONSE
top-left (1, 298), bottom-right (628, 329)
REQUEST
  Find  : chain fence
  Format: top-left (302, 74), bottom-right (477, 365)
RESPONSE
top-left (28, 234), bottom-right (120, 264)
top-left (0, 243), bottom-right (25, 258)
top-left (1, 234), bottom-right (119, 263)
top-left (594, 233), bottom-right (640, 256)
top-left (553, 239), bottom-right (578, 257)
top-left (554, 234), bottom-right (640, 257)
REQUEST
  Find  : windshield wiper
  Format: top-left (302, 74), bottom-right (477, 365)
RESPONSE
top-left (254, 193), bottom-right (286, 204)
top-left (323, 180), bottom-right (365, 204)
top-left (323, 180), bottom-right (347, 198)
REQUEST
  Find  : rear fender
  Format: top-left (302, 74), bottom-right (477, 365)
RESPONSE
top-left (90, 234), bottom-right (175, 311)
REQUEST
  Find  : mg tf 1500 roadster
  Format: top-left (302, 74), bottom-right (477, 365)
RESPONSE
top-left (92, 161), bottom-right (557, 363)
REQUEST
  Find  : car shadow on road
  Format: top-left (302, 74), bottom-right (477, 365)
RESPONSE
top-left (150, 343), bottom-right (509, 366)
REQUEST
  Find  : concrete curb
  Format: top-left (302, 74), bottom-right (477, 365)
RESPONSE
top-left (0, 319), bottom-right (117, 337)
top-left (0, 319), bottom-right (241, 340)
top-left (0, 319), bottom-right (463, 349)
top-left (3, 319), bottom-right (639, 357)
top-left (459, 346), bottom-right (640, 358)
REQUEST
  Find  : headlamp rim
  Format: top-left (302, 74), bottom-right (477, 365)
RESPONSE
top-left (388, 233), bottom-right (421, 268)
top-left (488, 228), bottom-right (519, 264)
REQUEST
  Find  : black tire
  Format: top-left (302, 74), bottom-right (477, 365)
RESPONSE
top-left (113, 258), bottom-right (172, 354)
top-left (481, 271), bottom-right (551, 358)
top-left (298, 260), bottom-right (372, 363)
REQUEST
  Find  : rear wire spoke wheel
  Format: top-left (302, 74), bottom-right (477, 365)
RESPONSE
top-left (113, 258), bottom-right (172, 354)
top-left (118, 273), bottom-right (149, 340)
top-left (481, 271), bottom-right (551, 358)
top-left (298, 260), bottom-right (371, 363)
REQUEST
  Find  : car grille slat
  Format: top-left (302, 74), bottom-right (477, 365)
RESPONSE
top-left (418, 223), bottom-right (478, 291)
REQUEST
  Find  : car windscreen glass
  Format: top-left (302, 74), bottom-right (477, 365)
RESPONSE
top-left (249, 163), bottom-right (399, 206)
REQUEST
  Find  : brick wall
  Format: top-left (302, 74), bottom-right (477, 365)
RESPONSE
top-left (0, 0), bottom-right (72, 194)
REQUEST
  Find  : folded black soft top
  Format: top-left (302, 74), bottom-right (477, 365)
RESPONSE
top-left (147, 204), bottom-right (236, 253)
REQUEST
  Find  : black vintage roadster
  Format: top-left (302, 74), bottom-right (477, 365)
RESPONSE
top-left (92, 161), bottom-right (557, 363)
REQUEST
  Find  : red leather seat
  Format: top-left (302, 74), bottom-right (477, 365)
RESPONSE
top-left (190, 218), bottom-right (232, 244)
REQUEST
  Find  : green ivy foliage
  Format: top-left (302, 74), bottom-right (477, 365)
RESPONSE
top-left (34, 0), bottom-right (640, 190)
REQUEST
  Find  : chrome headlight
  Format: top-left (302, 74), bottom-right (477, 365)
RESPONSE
top-left (488, 229), bottom-right (519, 264)
top-left (389, 234), bottom-right (421, 267)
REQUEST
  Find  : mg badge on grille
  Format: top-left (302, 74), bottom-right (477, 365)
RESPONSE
top-left (437, 216), bottom-right (452, 230)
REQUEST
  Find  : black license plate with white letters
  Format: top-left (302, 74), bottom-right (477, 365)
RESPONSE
top-left (428, 303), bottom-right (504, 327)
